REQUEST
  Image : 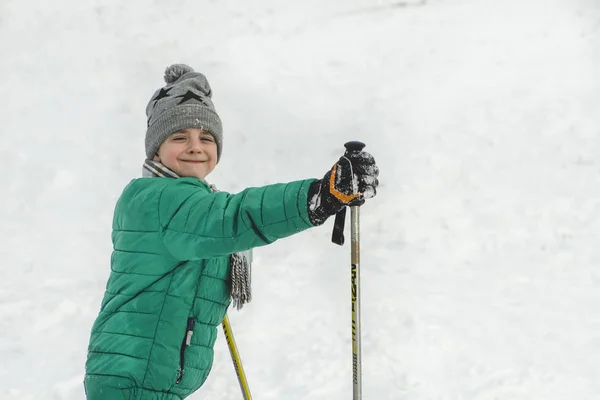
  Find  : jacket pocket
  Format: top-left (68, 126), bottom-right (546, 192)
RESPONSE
top-left (175, 317), bottom-right (196, 384)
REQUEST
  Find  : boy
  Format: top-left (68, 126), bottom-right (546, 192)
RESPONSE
top-left (84, 63), bottom-right (379, 399)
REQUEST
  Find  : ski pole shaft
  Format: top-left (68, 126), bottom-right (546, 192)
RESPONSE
top-left (222, 314), bottom-right (253, 400)
top-left (350, 205), bottom-right (362, 400)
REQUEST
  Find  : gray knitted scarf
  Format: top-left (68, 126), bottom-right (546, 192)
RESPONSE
top-left (142, 159), bottom-right (252, 310)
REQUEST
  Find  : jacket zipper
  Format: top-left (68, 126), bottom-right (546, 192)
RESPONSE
top-left (176, 317), bottom-right (195, 384)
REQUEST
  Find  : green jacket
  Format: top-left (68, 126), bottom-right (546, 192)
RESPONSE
top-left (85, 177), bottom-right (315, 399)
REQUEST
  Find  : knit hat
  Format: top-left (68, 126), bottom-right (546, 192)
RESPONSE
top-left (145, 64), bottom-right (223, 162)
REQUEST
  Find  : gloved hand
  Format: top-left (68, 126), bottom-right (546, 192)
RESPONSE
top-left (307, 148), bottom-right (379, 226)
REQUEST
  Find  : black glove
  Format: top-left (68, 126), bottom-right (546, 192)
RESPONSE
top-left (307, 149), bottom-right (379, 226)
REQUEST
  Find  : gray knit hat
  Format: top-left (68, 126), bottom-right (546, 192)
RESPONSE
top-left (145, 64), bottom-right (223, 161)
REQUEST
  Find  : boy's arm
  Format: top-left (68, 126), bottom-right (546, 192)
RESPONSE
top-left (158, 179), bottom-right (316, 260)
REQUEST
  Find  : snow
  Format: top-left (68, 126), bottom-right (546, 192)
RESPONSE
top-left (2, 0), bottom-right (600, 398)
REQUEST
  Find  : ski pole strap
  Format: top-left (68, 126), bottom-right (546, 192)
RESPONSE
top-left (331, 207), bottom-right (347, 245)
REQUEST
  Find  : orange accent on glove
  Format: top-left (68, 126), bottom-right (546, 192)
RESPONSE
top-left (329, 164), bottom-right (362, 204)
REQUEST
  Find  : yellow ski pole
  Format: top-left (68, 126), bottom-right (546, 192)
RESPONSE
top-left (222, 313), bottom-right (253, 400)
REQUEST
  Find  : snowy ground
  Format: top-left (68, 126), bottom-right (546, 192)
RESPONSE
top-left (2, 0), bottom-right (600, 398)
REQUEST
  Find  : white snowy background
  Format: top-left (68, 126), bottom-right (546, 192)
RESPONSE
top-left (1, 0), bottom-right (600, 398)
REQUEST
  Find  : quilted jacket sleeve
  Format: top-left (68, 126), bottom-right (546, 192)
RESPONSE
top-left (158, 178), bottom-right (316, 260)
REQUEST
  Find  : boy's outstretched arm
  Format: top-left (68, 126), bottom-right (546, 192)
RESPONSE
top-left (158, 179), bottom-right (316, 260)
top-left (159, 149), bottom-right (379, 260)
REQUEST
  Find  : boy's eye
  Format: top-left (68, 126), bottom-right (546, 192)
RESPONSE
top-left (172, 137), bottom-right (186, 141)
top-left (201, 137), bottom-right (214, 142)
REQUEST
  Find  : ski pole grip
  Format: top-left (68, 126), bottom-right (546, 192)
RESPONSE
top-left (344, 141), bottom-right (366, 154)
top-left (331, 141), bottom-right (366, 246)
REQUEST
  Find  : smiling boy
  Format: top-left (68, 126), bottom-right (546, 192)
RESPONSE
top-left (84, 63), bottom-right (379, 399)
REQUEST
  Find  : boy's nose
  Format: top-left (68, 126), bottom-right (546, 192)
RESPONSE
top-left (187, 139), bottom-right (203, 153)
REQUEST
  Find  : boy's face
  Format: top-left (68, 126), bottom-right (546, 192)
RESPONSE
top-left (154, 128), bottom-right (217, 180)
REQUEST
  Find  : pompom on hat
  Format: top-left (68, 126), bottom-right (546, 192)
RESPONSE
top-left (145, 64), bottom-right (223, 162)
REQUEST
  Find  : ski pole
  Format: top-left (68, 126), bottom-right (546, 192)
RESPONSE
top-left (222, 313), bottom-right (253, 400)
top-left (346, 141), bottom-right (364, 400)
top-left (331, 141), bottom-right (366, 399)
